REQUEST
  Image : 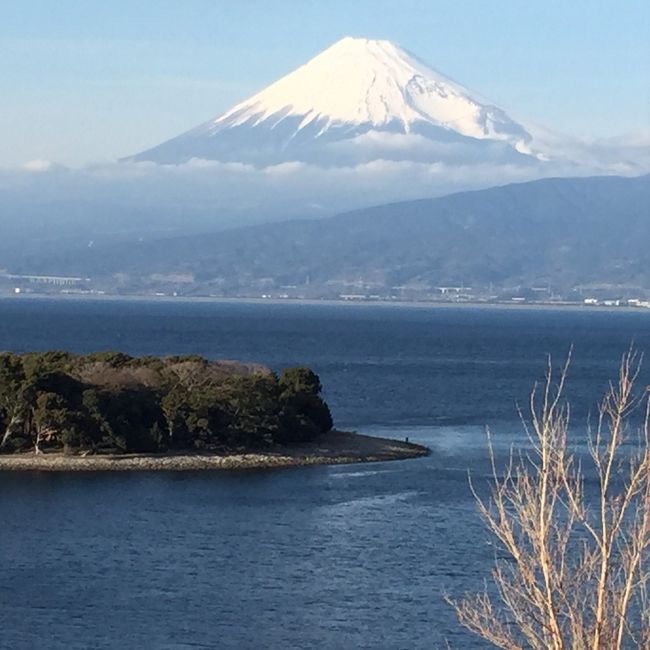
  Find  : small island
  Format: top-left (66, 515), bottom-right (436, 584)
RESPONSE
top-left (0, 351), bottom-right (427, 471)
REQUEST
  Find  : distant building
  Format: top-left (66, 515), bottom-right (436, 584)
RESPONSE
top-left (5, 274), bottom-right (87, 286)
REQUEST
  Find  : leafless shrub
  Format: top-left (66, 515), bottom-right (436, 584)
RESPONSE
top-left (447, 348), bottom-right (650, 649)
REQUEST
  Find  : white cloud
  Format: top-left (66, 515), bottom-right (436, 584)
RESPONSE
top-left (0, 134), bottom-right (647, 254)
top-left (22, 159), bottom-right (60, 172)
top-left (527, 125), bottom-right (650, 173)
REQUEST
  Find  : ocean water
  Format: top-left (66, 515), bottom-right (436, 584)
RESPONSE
top-left (0, 298), bottom-right (648, 649)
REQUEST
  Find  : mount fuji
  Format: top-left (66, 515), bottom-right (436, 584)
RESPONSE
top-left (128, 37), bottom-right (540, 167)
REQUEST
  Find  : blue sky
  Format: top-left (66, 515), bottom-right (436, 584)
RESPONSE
top-left (1, 0), bottom-right (649, 166)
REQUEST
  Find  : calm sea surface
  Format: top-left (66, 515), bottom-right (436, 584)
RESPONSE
top-left (0, 298), bottom-right (648, 649)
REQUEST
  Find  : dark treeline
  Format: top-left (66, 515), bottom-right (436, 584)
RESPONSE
top-left (0, 351), bottom-right (333, 454)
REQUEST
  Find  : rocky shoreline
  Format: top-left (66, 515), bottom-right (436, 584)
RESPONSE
top-left (0, 431), bottom-right (428, 472)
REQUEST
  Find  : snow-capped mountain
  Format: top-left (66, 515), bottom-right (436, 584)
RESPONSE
top-left (128, 36), bottom-right (538, 166)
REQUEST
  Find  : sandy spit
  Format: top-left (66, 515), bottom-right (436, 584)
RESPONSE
top-left (0, 431), bottom-right (428, 472)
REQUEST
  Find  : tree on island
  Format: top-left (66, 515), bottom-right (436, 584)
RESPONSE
top-left (277, 367), bottom-right (333, 443)
top-left (447, 349), bottom-right (650, 649)
top-left (0, 352), bottom-right (28, 449)
top-left (0, 352), bottom-right (333, 455)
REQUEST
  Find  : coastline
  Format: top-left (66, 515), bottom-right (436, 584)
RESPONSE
top-left (2, 292), bottom-right (649, 314)
top-left (0, 430), bottom-right (428, 472)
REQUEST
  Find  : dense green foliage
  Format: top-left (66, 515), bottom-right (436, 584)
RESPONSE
top-left (0, 351), bottom-right (333, 454)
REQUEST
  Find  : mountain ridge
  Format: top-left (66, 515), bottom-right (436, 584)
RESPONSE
top-left (11, 174), bottom-right (650, 299)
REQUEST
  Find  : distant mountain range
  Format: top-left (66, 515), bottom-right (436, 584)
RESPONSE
top-left (12, 175), bottom-right (649, 299)
top-left (2, 36), bottom-right (647, 280)
top-left (126, 37), bottom-right (541, 167)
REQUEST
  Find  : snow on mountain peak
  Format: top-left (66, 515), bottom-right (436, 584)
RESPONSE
top-left (129, 36), bottom-right (534, 165)
top-left (210, 36), bottom-right (529, 146)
